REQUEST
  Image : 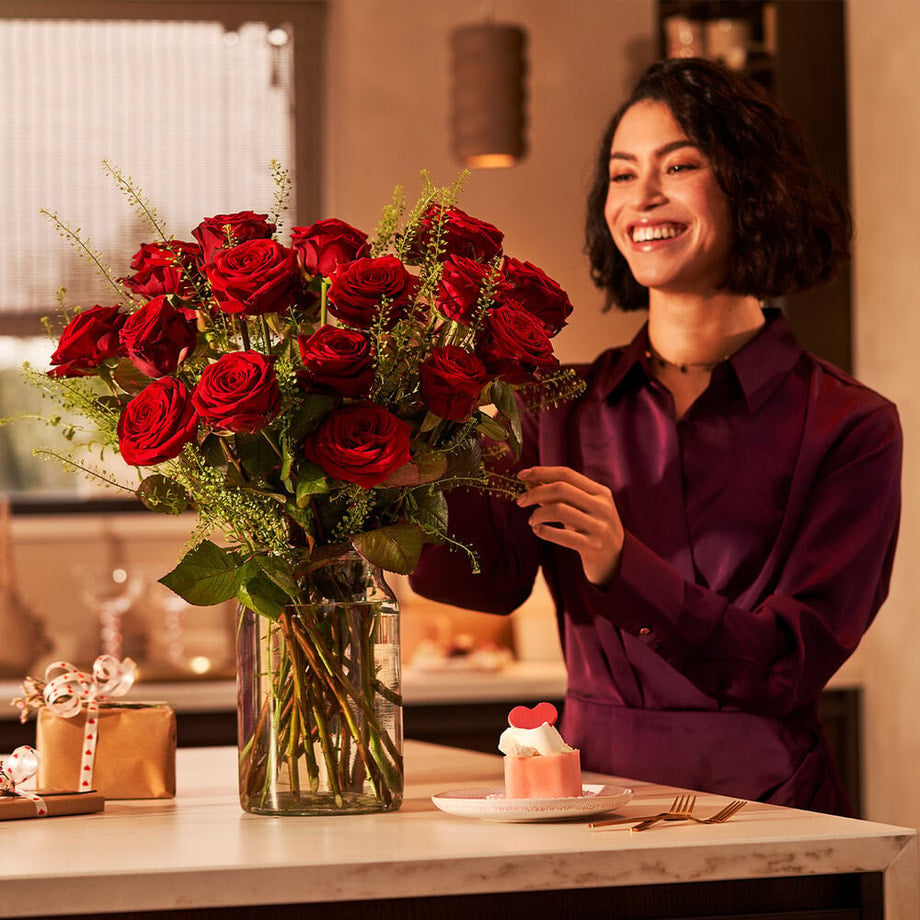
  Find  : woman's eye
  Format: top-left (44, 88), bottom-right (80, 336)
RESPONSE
top-left (609, 172), bottom-right (633, 184)
top-left (667, 162), bottom-right (698, 174)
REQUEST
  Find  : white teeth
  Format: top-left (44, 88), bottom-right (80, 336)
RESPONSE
top-left (631, 224), bottom-right (682, 243)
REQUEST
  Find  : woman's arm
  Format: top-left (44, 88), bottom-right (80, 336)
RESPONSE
top-left (583, 402), bottom-right (902, 716)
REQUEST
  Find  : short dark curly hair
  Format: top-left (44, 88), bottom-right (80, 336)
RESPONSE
top-left (585, 58), bottom-right (852, 311)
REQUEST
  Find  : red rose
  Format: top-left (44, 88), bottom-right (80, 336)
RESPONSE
top-left (192, 210), bottom-right (275, 264)
top-left (497, 256), bottom-right (573, 337)
top-left (117, 377), bottom-right (199, 466)
top-left (420, 346), bottom-right (489, 422)
top-left (304, 403), bottom-right (412, 488)
top-left (48, 305), bottom-right (126, 377)
top-left (478, 305), bottom-right (559, 384)
top-left (205, 239), bottom-right (300, 316)
top-left (411, 205), bottom-right (503, 263)
top-left (119, 240), bottom-right (202, 302)
top-left (437, 255), bottom-right (497, 325)
top-left (291, 219), bottom-right (369, 277)
top-left (192, 351), bottom-right (281, 434)
top-left (120, 296), bottom-right (198, 378)
top-left (297, 326), bottom-right (374, 398)
top-left (326, 255), bottom-right (416, 329)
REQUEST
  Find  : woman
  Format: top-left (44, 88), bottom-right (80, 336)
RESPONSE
top-left (409, 58), bottom-right (901, 815)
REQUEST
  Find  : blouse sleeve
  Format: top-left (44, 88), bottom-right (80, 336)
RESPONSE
top-left (597, 402), bottom-right (902, 716)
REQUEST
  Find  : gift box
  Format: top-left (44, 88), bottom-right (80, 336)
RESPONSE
top-left (0, 790), bottom-right (105, 821)
top-left (37, 703), bottom-right (176, 799)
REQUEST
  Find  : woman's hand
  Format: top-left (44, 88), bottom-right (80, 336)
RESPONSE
top-left (516, 466), bottom-right (625, 586)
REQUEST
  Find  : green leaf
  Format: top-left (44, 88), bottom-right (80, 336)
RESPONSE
top-left (136, 474), bottom-right (189, 515)
top-left (413, 488), bottom-right (449, 537)
top-left (492, 380), bottom-right (523, 451)
top-left (112, 359), bottom-right (153, 395)
top-left (380, 447), bottom-right (449, 488)
top-left (234, 432), bottom-right (280, 480)
top-left (253, 554), bottom-right (300, 597)
top-left (288, 394), bottom-right (336, 443)
top-left (476, 414), bottom-right (507, 442)
top-left (158, 540), bottom-right (244, 606)
top-left (283, 501), bottom-right (316, 544)
top-left (295, 461), bottom-right (329, 506)
top-left (351, 523), bottom-right (423, 575)
top-left (419, 410), bottom-right (440, 433)
top-left (444, 438), bottom-right (482, 479)
top-left (238, 570), bottom-right (289, 620)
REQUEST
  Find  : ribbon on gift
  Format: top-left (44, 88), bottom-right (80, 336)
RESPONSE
top-left (41, 656), bottom-right (137, 790)
top-left (1, 746), bottom-right (48, 816)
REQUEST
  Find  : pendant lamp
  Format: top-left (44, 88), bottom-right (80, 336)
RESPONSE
top-left (450, 21), bottom-right (528, 168)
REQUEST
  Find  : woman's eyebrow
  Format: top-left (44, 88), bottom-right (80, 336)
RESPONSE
top-left (609, 139), bottom-right (697, 162)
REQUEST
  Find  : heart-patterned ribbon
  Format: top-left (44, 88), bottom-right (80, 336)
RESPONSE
top-left (41, 656), bottom-right (136, 790)
top-left (1, 745), bottom-right (48, 816)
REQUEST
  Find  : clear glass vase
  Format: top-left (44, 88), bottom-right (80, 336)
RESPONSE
top-left (236, 553), bottom-right (403, 815)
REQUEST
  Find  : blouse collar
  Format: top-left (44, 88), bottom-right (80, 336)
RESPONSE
top-left (595, 308), bottom-right (804, 413)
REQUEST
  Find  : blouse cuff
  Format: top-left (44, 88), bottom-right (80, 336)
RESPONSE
top-left (592, 532), bottom-right (728, 661)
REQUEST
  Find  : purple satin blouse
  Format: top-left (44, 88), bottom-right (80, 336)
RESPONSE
top-left (409, 310), bottom-right (902, 814)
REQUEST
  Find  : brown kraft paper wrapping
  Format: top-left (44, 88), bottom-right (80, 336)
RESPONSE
top-left (36, 704), bottom-right (176, 799)
top-left (0, 791), bottom-right (105, 821)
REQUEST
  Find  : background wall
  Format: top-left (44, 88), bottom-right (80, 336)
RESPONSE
top-left (322, 0), bottom-right (653, 366)
top-left (846, 0), bottom-right (920, 830)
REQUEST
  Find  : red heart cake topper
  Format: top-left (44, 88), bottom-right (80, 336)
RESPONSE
top-left (508, 701), bottom-right (558, 729)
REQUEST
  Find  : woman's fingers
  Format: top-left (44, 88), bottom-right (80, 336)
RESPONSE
top-left (515, 465), bottom-right (625, 586)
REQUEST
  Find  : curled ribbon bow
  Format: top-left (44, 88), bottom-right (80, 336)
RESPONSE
top-left (1, 746), bottom-right (47, 816)
top-left (41, 656), bottom-right (136, 790)
top-left (42, 655), bottom-right (137, 718)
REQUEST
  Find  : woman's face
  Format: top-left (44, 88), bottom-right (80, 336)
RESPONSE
top-left (604, 100), bottom-right (734, 298)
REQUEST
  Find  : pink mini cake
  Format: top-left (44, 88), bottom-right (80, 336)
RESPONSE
top-left (499, 702), bottom-right (582, 799)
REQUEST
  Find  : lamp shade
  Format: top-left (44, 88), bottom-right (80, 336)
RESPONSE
top-left (450, 22), bottom-right (528, 168)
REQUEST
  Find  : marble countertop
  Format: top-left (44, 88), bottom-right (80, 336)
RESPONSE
top-left (1, 741), bottom-right (917, 918)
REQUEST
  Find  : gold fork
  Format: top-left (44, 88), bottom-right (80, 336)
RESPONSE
top-left (631, 798), bottom-right (746, 832)
top-left (588, 794), bottom-right (696, 830)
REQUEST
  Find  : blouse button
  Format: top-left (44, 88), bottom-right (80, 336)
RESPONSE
top-left (638, 627), bottom-right (651, 637)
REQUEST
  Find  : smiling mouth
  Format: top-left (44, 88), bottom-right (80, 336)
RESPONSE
top-left (630, 223), bottom-right (687, 243)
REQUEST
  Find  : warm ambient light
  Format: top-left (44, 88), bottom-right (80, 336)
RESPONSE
top-left (449, 21), bottom-right (528, 169)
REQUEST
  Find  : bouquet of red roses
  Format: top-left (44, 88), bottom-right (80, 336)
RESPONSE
top-left (35, 166), bottom-right (580, 613)
top-left (30, 166), bottom-right (582, 813)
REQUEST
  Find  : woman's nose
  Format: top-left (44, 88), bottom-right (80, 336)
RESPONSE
top-left (633, 171), bottom-right (666, 210)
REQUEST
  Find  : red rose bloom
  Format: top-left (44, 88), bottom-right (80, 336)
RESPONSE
top-left (290, 219), bottom-right (370, 278)
top-left (192, 210), bottom-right (275, 265)
top-left (326, 255), bottom-right (416, 329)
top-left (192, 351), bottom-right (281, 434)
top-left (297, 326), bottom-right (375, 398)
top-left (48, 305), bottom-right (126, 377)
top-left (411, 205), bottom-right (503, 263)
top-left (478, 304), bottom-right (559, 384)
top-left (304, 403), bottom-right (412, 488)
top-left (496, 256), bottom-right (573, 337)
top-left (205, 239), bottom-right (300, 316)
top-left (119, 296), bottom-right (198, 378)
top-left (437, 255), bottom-right (497, 325)
top-left (119, 240), bottom-right (202, 302)
top-left (117, 377), bottom-right (199, 466)
top-left (420, 346), bottom-right (490, 422)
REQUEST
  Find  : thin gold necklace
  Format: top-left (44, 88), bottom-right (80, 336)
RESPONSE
top-left (645, 344), bottom-right (729, 374)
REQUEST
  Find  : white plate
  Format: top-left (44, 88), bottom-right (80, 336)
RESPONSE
top-left (431, 784), bottom-right (633, 823)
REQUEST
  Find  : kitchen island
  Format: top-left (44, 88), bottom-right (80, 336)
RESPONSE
top-left (1, 741), bottom-right (916, 920)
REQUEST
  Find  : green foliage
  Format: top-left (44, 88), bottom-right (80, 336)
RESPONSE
top-left (24, 165), bottom-right (582, 620)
